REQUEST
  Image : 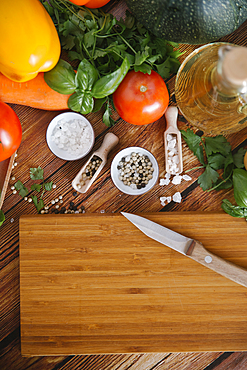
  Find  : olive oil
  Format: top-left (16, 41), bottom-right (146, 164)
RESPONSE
top-left (175, 43), bottom-right (247, 135)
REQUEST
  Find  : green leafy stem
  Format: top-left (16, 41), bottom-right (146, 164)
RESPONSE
top-left (181, 129), bottom-right (247, 192)
top-left (14, 166), bottom-right (53, 213)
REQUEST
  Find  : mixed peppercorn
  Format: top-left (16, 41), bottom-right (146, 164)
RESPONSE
top-left (117, 152), bottom-right (154, 189)
top-left (76, 155), bottom-right (103, 190)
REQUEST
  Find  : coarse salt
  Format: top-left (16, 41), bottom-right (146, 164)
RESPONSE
top-left (51, 118), bottom-right (93, 156)
top-left (182, 174), bottom-right (192, 181)
top-left (159, 178), bottom-right (170, 186)
top-left (172, 192), bottom-right (182, 203)
top-left (172, 175), bottom-right (182, 185)
top-left (166, 133), bottom-right (180, 174)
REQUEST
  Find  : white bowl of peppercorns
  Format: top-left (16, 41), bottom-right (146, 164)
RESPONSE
top-left (111, 147), bottom-right (159, 195)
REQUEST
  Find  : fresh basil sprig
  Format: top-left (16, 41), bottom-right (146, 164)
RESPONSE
top-left (45, 57), bottom-right (130, 124)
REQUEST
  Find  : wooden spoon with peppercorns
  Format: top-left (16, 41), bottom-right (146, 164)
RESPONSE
top-left (72, 132), bottom-right (119, 193)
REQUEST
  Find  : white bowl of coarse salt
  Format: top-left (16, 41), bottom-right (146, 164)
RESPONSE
top-left (46, 112), bottom-right (95, 160)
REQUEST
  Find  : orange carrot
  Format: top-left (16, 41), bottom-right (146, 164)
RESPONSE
top-left (0, 72), bottom-right (71, 110)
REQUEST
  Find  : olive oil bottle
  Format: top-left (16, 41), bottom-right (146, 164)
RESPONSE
top-left (175, 43), bottom-right (247, 135)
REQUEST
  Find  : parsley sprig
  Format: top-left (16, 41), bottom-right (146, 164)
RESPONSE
top-left (41, 0), bottom-right (182, 126)
top-left (181, 129), bottom-right (247, 191)
top-left (14, 166), bottom-right (53, 213)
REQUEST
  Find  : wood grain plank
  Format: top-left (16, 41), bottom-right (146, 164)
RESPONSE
top-left (19, 213), bottom-right (247, 355)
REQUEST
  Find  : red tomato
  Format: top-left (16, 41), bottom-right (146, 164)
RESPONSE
top-left (68, 0), bottom-right (110, 6)
top-left (0, 102), bottom-right (22, 162)
top-left (68, 0), bottom-right (89, 5)
top-left (113, 70), bottom-right (169, 125)
top-left (86, 0), bottom-right (111, 8)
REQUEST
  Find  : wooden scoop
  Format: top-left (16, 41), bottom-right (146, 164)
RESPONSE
top-left (72, 132), bottom-right (119, 193)
top-left (164, 106), bottom-right (183, 174)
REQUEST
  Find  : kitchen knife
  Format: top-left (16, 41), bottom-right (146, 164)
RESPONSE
top-left (121, 212), bottom-right (247, 288)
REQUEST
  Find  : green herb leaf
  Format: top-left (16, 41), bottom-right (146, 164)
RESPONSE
top-left (134, 63), bottom-right (152, 74)
top-left (198, 165), bottom-right (219, 191)
top-left (207, 153), bottom-right (226, 170)
top-left (181, 129), bottom-right (205, 165)
top-left (14, 180), bottom-right (29, 198)
top-left (31, 184), bottom-right (42, 193)
top-left (92, 57), bottom-right (130, 99)
top-left (221, 199), bottom-right (246, 218)
top-left (30, 167), bottom-right (44, 180)
top-left (68, 91), bottom-right (94, 114)
top-left (233, 147), bottom-right (247, 168)
top-left (92, 97), bottom-right (107, 112)
top-left (76, 59), bottom-right (98, 90)
top-left (44, 59), bottom-right (77, 94)
top-left (103, 101), bottom-right (115, 127)
top-left (0, 209), bottom-right (5, 226)
top-left (135, 48), bottom-right (149, 66)
top-left (156, 58), bottom-right (171, 79)
top-left (31, 196), bottom-right (44, 213)
top-left (204, 135), bottom-right (231, 157)
top-left (44, 181), bottom-right (53, 191)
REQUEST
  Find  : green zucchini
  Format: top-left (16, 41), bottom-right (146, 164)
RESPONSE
top-left (126, 0), bottom-right (247, 44)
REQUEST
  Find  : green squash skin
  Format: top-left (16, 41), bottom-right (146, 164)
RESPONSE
top-left (126, 0), bottom-right (247, 44)
top-left (233, 168), bottom-right (247, 207)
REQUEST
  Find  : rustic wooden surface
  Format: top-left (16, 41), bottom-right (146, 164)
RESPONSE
top-left (1, 0), bottom-right (247, 368)
top-left (19, 212), bottom-right (247, 356)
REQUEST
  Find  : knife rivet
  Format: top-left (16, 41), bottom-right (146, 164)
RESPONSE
top-left (205, 256), bottom-right (212, 264)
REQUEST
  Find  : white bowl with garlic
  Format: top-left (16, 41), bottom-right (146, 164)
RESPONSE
top-left (46, 112), bottom-right (95, 161)
top-left (111, 147), bottom-right (159, 195)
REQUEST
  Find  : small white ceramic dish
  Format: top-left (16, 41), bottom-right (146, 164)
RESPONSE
top-left (111, 147), bottom-right (159, 195)
top-left (46, 112), bottom-right (95, 161)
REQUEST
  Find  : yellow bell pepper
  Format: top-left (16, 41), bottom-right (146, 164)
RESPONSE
top-left (0, 0), bottom-right (61, 82)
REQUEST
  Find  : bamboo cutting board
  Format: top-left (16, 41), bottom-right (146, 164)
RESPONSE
top-left (19, 212), bottom-right (247, 356)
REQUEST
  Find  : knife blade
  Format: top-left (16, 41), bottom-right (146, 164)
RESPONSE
top-left (121, 212), bottom-right (247, 288)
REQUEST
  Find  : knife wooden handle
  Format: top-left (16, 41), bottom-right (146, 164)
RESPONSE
top-left (187, 240), bottom-right (247, 287)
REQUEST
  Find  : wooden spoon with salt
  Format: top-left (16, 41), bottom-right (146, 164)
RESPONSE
top-left (164, 106), bottom-right (183, 174)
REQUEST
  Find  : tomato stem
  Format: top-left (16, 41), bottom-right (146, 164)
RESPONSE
top-left (140, 85), bottom-right (147, 93)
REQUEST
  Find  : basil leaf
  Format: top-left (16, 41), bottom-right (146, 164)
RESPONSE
top-left (68, 91), bottom-right (94, 115)
top-left (44, 59), bottom-right (76, 94)
top-left (76, 59), bottom-right (98, 91)
top-left (0, 209), bottom-right (5, 226)
top-left (103, 101), bottom-right (115, 127)
top-left (92, 57), bottom-right (130, 99)
top-left (92, 97), bottom-right (107, 113)
top-left (221, 199), bottom-right (245, 218)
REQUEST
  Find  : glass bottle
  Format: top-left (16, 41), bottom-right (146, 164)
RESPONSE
top-left (175, 42), bottom-right (247, 135)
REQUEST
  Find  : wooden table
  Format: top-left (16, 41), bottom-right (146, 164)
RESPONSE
top-left (1, 0), bottom-right (247, 369)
